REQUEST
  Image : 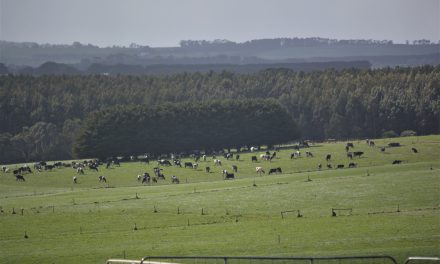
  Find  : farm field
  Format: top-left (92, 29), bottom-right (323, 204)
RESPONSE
top-left (0, 135), bottom-right (439, 264)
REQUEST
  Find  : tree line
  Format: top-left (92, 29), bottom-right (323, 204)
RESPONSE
top-left (0, 65), bottom-right (438, 163)
top-left (73, 99), bottom-right (299, 159)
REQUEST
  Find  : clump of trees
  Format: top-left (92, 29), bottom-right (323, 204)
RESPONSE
top-left (73, 99), bottom-right (299, 158)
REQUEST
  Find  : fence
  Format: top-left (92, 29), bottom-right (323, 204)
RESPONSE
top-left (108, 255), bottom-right (400, 264)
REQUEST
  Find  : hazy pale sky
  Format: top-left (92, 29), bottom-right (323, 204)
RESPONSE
top-left (0, 0), bottom-right (439, 47)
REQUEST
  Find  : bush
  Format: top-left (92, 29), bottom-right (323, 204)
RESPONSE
top-left (382, 130), bottom-right (398, 138)
top-left (400, 130), bottom-right (417, 137)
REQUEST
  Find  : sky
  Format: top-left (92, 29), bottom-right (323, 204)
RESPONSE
top-left (0, 0), bottom-right (439, 47)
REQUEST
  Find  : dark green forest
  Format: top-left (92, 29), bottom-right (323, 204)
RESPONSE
top-left (73, 100), bottom-right (299, 159)
top-left (0, 65), bottom-right (439, 163)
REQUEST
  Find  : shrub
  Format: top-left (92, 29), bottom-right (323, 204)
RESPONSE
top-left (400, 130), bottom-right (417, 137)
top-left (382, 130), bottom-right (398, 138)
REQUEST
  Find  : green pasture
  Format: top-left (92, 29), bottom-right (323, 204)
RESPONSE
top-left (0, 136), bottom-right (439, 264)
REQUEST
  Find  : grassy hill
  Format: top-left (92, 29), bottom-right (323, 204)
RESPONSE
top-left (0, 135), bottom-right (439, 264)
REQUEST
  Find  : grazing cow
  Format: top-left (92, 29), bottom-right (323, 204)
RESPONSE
top-left (305, 151), bottom-right (313, 157)
top-left (318, 164), bottom-right (322, 170)
top-left (89, 164), bottom-right (99, 172)
top-left (142, 175), bottom-right (150, 184)
top-left (173, 160), bottom-right (182, 167)
top-left (158, 159), bottom-right (172, 166)
top-left (392, 160), bottom-right (402, 164)
top-left (171, 175), bottom-right (180, 184)
top-left (256, 167), bottom-right (265, 174)
top-left (98, 176), bottom-right (107, 183)
top-left (388, 142), bottom-right (401, 147)
top-left (205, 166), bottom-right (210, 173)
top-left (326, 154), bottom-right (331, 162)
top-left (291, 151), bottom-right (301, 159)
top-left (192, 163), bottom-right (198, 169)
top-left (346, 143), bottom-right (354, 148)
top-left (411, 147), bottom-right (418, 153)
top-left (137, 175), bottom-right (142, 181)
top-left (345, 146), bottom-right (350, 152)
top-left (153, 167), bottom-right (161, 175)
top-left (347, 152), bottom-right (353, 159)
top-left (235, 154), bottom-right (240, 161)
top-left (366, 139), bottom-right (375, 147)
top-left (225, 153), bottom-right (233, 160)
top-left (45, 165), bottom-right (55, 171)
top-left (184, 162), bottom-right (193, 168)
top-left (380, 147), bottom-right (386, 152)
top-left (260, 154), bottom-right (270, 161)
top-left (348, 162), bottom-right (357, 168)
top-left (77, 167), bottom-right (84, 174)
top-left (251, 156), bottom-right (258, 162)
top-left (353, 151), bottom-right (364, 158)
top-left (112, 160), bottom-right (120, 167)
top-left (15, 175), bottom-right (25, 181)
top-left (337, 164), bottom-right (344, 169)
top-left (202, 155), bottom-right (207, 161)
top-left (268, 167), bottom-right (282, 174)
top-left (327, 164), bottom-right (332, 169)
top-left (214, 159), bottom-right (222, 166)
top-left (73, 176), bottom-right (77, 184)
top-left (224, 172), bottom-right (235, 180)
top-left (232, 165), bottom-right (238, 173)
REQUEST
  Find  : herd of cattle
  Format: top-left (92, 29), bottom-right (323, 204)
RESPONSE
top-left (1, 140), bottom-right (417, 184)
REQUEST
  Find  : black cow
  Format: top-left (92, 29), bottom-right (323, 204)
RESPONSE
top-left (45, 165), bottom-right (55, 171)
top-left (327, 164), bottom-right (332, 169)
top-left (388, 142), bottom-right (401, 147)
top-left (89, 164), bottom-right (99, 172)
top-left (353, 151), bottom-right (364, 158)
top-left (15, 175), bottom-right (25, 181)
top-left (411, 147), bottom-right (418, 153)
top-left (112, 160), bottom-right (120, 167)
top-left (224, 172), bottom-right (235, 179)
top-left (337, 164), bottom-right (344, 169)
top-left (346, 142), bottom-right (354, 148)
top-left (392, 160), bottom-right (402, 164)
top-left (142, 175), bottom-right (150, 184)
top-left (347, 152), bottom-right (353, 159)
top-left (184, 162), bottom-right (193, 168)
top-left (232, 165), bottom-right (238, 173)
top-left (251, 156), bottom-right (258, 162)
top-left (158, 159), bottom-right (172, 166)
top-left (235, 154), bottom-right (240, 161)
top-left (98, 176), bottom-right (107, 183)
top-left (326, 154), bottom-right (331, 162)
top-left (205, 166), bottom-right (210, 173)
top-left (268, 167), bottom-right (282, 174)
top-left (171, 176), bottom-right (180, 184)
top-left (305, 151), bottom-right (313, 157)
top-left (348, 162), bottom-right (357, 168)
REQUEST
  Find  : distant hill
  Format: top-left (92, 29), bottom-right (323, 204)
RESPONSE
top-left (1, 38), bottom-right (439, 69)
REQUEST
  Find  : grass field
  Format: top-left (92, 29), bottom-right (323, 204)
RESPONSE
top-left (0, 136), bottom-right (439, 264)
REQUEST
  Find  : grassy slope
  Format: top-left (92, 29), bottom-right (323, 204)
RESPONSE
top-left (0, 136), bottom-right (439, 264)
